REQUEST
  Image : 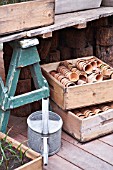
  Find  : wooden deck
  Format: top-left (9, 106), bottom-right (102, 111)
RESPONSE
top-left (8, 115), bottom-right (113, 170)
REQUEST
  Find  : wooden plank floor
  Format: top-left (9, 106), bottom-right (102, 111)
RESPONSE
top-left (8, 115), bottom-right (113, 170)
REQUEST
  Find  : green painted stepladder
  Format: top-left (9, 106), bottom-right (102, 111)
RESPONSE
top-left (0, 38), bottom-right (49, 133)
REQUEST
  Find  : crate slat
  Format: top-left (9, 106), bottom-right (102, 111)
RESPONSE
top-left (51, 100), bottom-right (113, 142)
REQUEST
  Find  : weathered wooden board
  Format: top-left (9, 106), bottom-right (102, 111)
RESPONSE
top-left (1, 7), bottom-right (113, 43)
top-left (80, 140), bottom-right (113, 166)
top-left (55, 0), bottom-right (102, 14)
top-left (62, 132), bottom-right (113, 168)
top-left (57, 139), bottom-right (113, 170)
top-left (42, 57), bottom-right (113, 110)
top-left (44, 154), bottom-right (81, 170)
top-left (0, 0), bottom-right (55, 35)
top-left (51, 100), bottom-right (113, 142)
top-left (99, 133), bottom-right (113, 146)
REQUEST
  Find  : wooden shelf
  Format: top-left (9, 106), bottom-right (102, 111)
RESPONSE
top-left (1, 7), bottom-right (113, 43)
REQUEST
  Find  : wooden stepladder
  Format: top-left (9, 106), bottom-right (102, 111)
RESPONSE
top-left (0, 38), bottom-right (49, 133)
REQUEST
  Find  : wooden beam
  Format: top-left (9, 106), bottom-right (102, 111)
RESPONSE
top-left (73, 23), bottom-right (87, 29)
top-left (1, 7), bottom-right (113, 43)
top-left (39, 32), bottom-right (52, 39)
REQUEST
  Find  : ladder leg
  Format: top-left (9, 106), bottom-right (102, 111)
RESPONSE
top-left (30, 62), bottom-right (49, 89)
top-left (0, 109), bottom-right (10, 133)
top-left (0, 46), bottom-right (20, 133)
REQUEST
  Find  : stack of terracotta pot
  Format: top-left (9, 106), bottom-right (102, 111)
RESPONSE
top-left (49, 57), bottom-right (113, 87)
top-left (73, 102), bottom-right (113, 119)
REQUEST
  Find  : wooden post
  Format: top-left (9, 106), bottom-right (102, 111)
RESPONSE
top-left (49, 50), bottom-right (60, 62)
top-left (59, 46), bottom-right (72, 60)
top-left (0, 43), bottom-right (5, 83)
top-left (96, 26), bottom-right (113, 46)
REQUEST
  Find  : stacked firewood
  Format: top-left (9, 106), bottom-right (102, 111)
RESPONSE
top-left (96, 25), bottom-right (113, 68)
top-left (50, 57), bottom-right (113, 87)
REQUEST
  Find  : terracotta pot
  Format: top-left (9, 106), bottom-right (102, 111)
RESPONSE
top-left (57, 66), bottom-right (79, 82)
top-left (66, 82), bottom-right (76, 87)
top-left (94, 67), bottom-right (101, 74)
top-left (60, 61), bottom-right (74, 70)
top-left (99, 105), bottom-right (111, 112)
top-left (101, 65), bottom-right (112, 77)
top-left (88, 58), bottom-right (97, 70)
top-left (87, 73), bottom-right (103, 83)
top-left (77, 62), bottom-right (93, 74)
top-left (73, 110), bottom-right (85, 119)
top-left (50, 70), bottom-right (58, 77)
top-left (111, 73), bottom-right (113, 79)
top-left (109, 102), bottom-right (113, 109)
top-left (60, 61), bottom-right (80, 74)
top-left (75, 59), bottom-right (93, 74)
top-left (54, 73), bottom-right (61, 79)
top-left (96, 59), bottom-right (103, 67)
top-left (60, 77), bottom-right (75, 87)
top-left (79, 71), bottom-right (87, 81)
top-left (81, 108), bottom-right (95, 117)
top-left (70, 67), bottom-right (78, 72)
top-left (90, 106), bottom-right (102, 114)
top-left (76, 60), bottom-right (85, 70)
top-left (57, 74), bottom-right (65, 81)
top-left (77, 79), bottom-right (86, 85)
top-left (50, 71), bottom-right (67, 83)
top-left (75, 59), bottom-right (86, 66)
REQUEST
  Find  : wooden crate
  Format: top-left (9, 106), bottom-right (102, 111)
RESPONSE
top-left (0, 132), bottom-right (42, 170)
top-left (55, 0), bottom-right (102, 14)
top-left (51, 100), bottom-right (113, 142)
top-left (0, 0), bottom-right (55, 35)
top-left (102, 0), bottom-right (113, 6)
top-left (41, 56), bottom-right (113, 110)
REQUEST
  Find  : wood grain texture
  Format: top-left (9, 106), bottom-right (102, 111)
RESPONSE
top-left (57, 139), bottom-right (113, 170)
top-left (0, 0), bottom-right (55, 35)
top-left (1, 7), bottom-right (113, 43)
top-left (44, 155), bottom-right (81, 170)
top-left (17, 157), bottom-right (42, 170)
top-left (51, 100), bottom-right (113, 142)
top-left (62, 132), bottom-right (113, 168)
top-left (8, 115), bottom-right (113, 170)
top-left (99, 133), bottom-right (113, 146)
top-left (80, 140), bottom-right (113, 166)
top-left (55, 0), bottom-right (101, 14)
top-left (41, 67), bottom-right (64, 108)
top-left (42, 57), bottom-right (113, 110)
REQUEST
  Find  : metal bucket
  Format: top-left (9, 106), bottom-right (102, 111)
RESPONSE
top-left (27, 111), bottom-right (63, 156)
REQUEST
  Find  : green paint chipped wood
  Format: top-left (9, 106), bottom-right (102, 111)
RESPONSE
top-left (0, 39), bottom-right (49, 133)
